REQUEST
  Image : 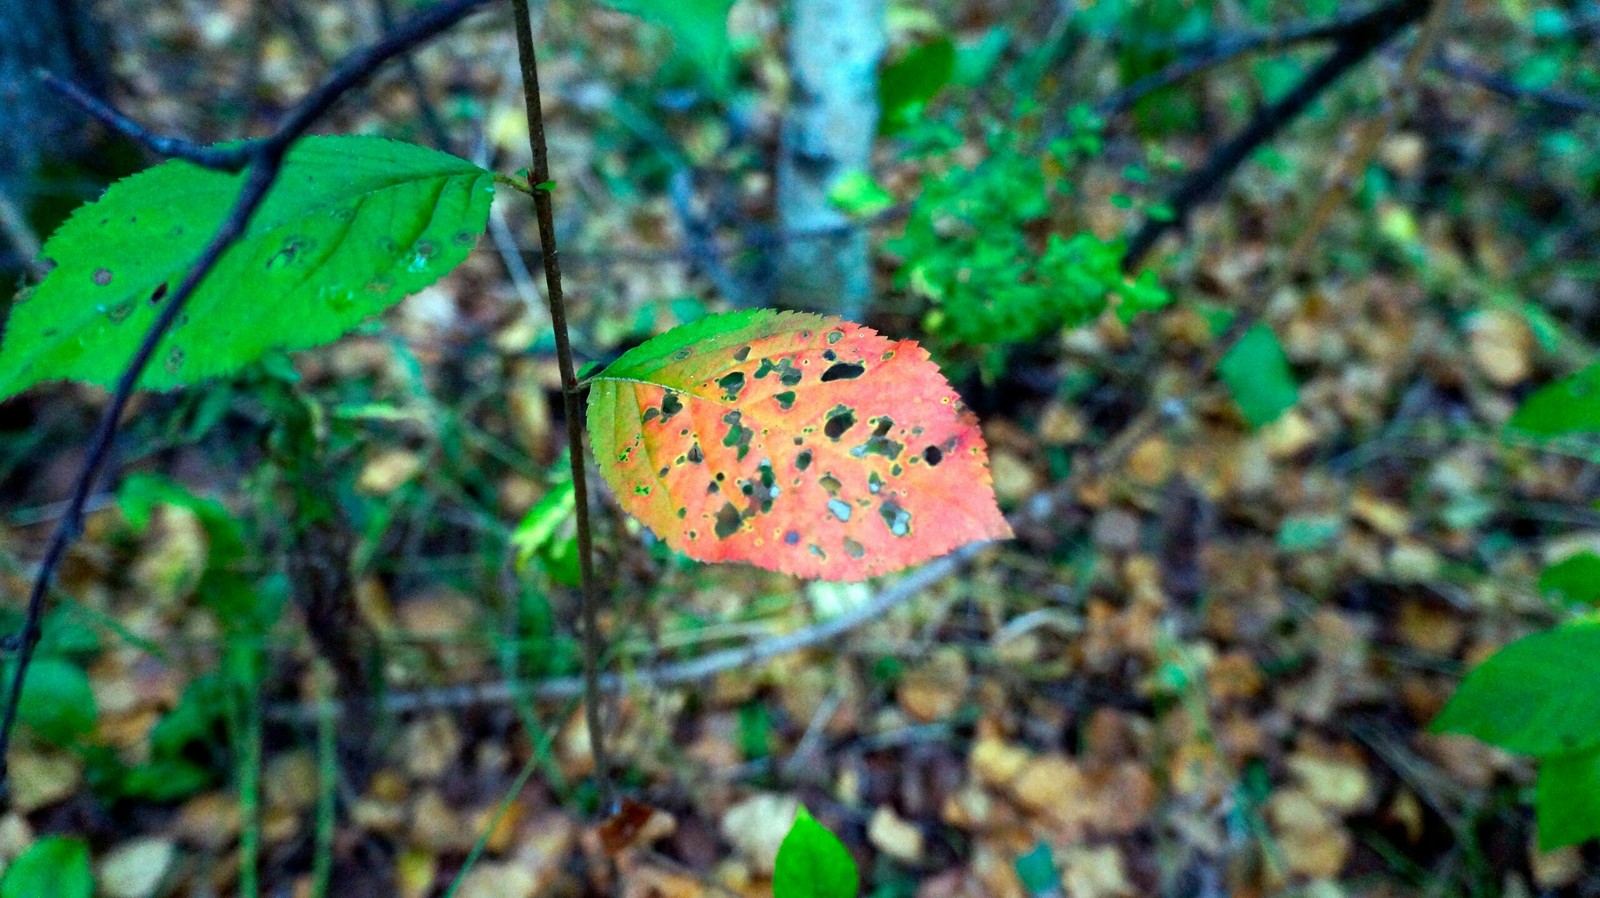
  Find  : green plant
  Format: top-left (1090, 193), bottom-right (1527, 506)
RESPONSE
top-left (888, 108), bottom-right (1170, 377)
top-left (1432, 616), bottom-right (1600, 849)
top-left (1431, 365), bottom-right (1600, 850)
top-left (773, 809), bottom-right (859, 898)
top-left (0, 0), bottom-right (1010, 820)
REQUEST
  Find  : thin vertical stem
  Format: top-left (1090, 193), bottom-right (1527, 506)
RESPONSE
top-left (508, 0), bottom-right (614, 807)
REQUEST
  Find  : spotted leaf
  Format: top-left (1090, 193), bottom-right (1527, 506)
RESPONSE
top-left (586, 310), bottom-right (1011, 581)
top-left (0, 136), bottom-right (493, 400)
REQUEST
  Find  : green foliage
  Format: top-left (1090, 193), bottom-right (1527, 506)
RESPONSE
top-left (512, 476), bottom-right (580, 587)
top-left (1540, 552), bottom-right (1600, 607)
top-left (1432, 618), bottom-right (1600, 757)
top-left (1433, 617), bottom-right (1600, 848)
top-left (774, 809), bottom-right (858, 898)
top-left (1537, 747), bottom-right (1600, 849)
top-left (0, 837), bottom-right (93, 898)
top-left (11, 657), bottom-right (96, 744)
top-left (602, 0), bottom-right (735, 91)
top-left (0, 136), bottom-right (492, 400)
top-left (1217, 323), bottom-right (1299, 428)
top-left (891, 114), bottom-right (1169, 372)
top-left (880, 38), bottom-right (956, 135)
top-left (98, 475), bottom-right (287, 801)
top-left (1508, 361), bottom-right (1600, 438)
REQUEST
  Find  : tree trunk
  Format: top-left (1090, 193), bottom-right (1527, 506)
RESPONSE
top-left (776, 0), bottom-right (884, 319)
top-left (0, 0), bottom-right (106, 273)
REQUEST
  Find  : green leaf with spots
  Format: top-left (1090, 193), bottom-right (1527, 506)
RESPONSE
top-left (587, 311), bottom-right (1011, 581)
top-left (1431, 617), bottom-right (1600, 756)
top-left (774, 808), bottom-right (858, 898)
top-left (0, 136), bottom-right (493, 400)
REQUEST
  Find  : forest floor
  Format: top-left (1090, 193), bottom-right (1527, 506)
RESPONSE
top-left (1, 1), bottom-right (1598, 897)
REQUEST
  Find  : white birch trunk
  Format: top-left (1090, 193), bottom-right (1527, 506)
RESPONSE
top-left (776, 0), bottom-right (884, 318)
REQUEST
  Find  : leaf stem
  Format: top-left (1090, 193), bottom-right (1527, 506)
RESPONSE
top-left (508, 0), bottom-right (615, 809)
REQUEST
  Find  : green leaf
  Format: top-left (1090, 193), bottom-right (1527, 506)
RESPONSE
top-left (774, 808), bottom-right (858, 898)
top-left (603, 0), bottom-right (734, 90)
top-left (0, 136), bottom-right (493, 400)
top-left (13, 658), bottom-right (96, 744)
top-left (880, 37), bottom-right (956, 133)
top-left (1508, 361), bottom-right (1600, 438)
top-left (828, 171), bottom-right (895, 217)
top-left (1536, 746), bottom-right (1600, 850)
top-left (512, 479), bottom-right (576, 570)
top-left (1540, 552), bottom-right (1600, 607)
top-left (1217, 324), bottom-right (1298, 428)
top-left (1432, 618), bottom-right (1600, 756)
top-left (0, 837), bottom-right (93, 898)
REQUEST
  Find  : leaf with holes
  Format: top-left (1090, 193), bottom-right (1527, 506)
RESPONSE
top-left (586, 310), bottom-right (1011, 581)
top-left (0, 136), bottom-right (493, 400)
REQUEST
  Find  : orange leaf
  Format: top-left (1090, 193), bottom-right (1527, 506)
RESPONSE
top-left (586, 311), bottom-right (1011, 580)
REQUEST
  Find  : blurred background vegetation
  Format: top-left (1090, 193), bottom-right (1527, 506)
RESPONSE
top-left (1, 0), bottom-right (1598, 895)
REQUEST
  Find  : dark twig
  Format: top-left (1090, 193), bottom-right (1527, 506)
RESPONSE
top-left (1121, 0), bottom-right (1433, 271)
top-left (39, 71), bottom-right (255, 170)
top-left (1432, 53), bottom-right (1600, 118)
top-left (1095, 4), bottom-right (1400, 118)
top-left (0, 0), bottom-right (495, 800)
top-left (508, 0), bottom-right (615, 809)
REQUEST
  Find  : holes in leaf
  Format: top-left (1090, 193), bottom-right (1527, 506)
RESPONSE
top-left (824, 407), bottom-right (857, 440)
top-left (795, 450), bottom-right (813, 471)
top-left (819, 473), bottom-right (842, 496)
top-left (923, 445), bottom-right (943, 466)
top-left (827, 330), bottom-right (844, 344)
top-left (717, 371), bottom-right (746, 401)
top-left (843, 538), bottom-right (865, 559)
top-left (852, 417), bottom-right (903, 459)
top-left (721, 411), bottom-right (753, 460)
top-left (879, 499), bottom-right (912, 537)
top-left (755, 357), bottom-right (803, 386)
top-left (784, 530), bottom-right (800, 545)
top-left (821, 361), bottom-right (866, 382)
top-left (660, 391), bottom-right (684, 421)
top-left (687, 443), bottom-right (704, 464)
top-left (715, 502), bottom-right (743, 539)
top-left (149, 282), bottom-right (169, 305)
top-left (733, 345), bottom-right (751, 362)
top-left (774, 391), bottom-right (796, 410)
top-left (827, 499), bottom-right (852, 522)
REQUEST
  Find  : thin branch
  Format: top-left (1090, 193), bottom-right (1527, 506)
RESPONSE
top-left (1122, 0), bottom-right (1434, 272)
top-left (39, 71), bottom-right (255, 170)
top-left (1432, 53), bottom-right (1600, 118)
top-left (0, 0), bottom-right (495, 799)
top-left (1095, 3), bottom-right (1406, 117)
top-left (508, 0), bottom-right (615, 809)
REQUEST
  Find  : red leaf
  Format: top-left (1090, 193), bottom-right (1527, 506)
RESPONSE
top-left (587, 311), bottom-right (1011, 581)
